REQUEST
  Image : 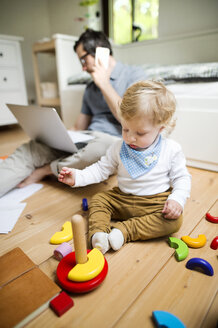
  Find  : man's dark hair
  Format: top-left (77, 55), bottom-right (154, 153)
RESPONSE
top-left (74, 28), bottom-right (113, 56)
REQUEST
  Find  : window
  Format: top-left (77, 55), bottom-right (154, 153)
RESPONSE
top-left (110, 0), bottom-right (159, 45)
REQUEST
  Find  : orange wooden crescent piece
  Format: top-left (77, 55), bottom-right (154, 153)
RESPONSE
top-left (181, 234), bottom-right (206, 248)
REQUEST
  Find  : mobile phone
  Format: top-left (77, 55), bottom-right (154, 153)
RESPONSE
top-left (95, 47), bottom-right (110, 69)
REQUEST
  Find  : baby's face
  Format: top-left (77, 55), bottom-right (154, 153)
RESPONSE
top-left (121, 116), bottom-right (163, 150)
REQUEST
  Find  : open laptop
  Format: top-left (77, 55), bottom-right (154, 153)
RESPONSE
top-left (7, 104), bottom-right (94, 153)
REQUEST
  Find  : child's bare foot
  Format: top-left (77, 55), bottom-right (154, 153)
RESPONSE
top-left (17, 164), bottom-right (52, 188)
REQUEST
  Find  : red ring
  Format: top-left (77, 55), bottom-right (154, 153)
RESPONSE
top-left (56, 250), bottom-right (108, 293)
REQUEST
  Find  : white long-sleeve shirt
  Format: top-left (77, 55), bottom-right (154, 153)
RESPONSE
top-left (74, 138), bottom-right (191, 209)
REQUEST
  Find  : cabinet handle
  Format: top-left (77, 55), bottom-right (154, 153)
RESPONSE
top-left (3, 77), bottom-right (7, 82)
top-left (0, 52), bottom-right (3, 57)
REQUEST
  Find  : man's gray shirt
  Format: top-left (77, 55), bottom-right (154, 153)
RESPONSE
top-left (81, 62), bottom-right (146, 136)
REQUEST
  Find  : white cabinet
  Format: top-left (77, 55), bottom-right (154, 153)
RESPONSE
top-left (0, 35), bottom-right (28, 126)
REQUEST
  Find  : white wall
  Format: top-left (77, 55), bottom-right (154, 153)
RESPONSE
top-left (113, 29), bottom-right (218, 65)
top-left (0, 0), bottom-right (51, 102)
top-left (113, 0), bottom-right (218, 65)
top-left (159, 0), bottom-right (218, 37)
top-left (0, 0), bottom-right (218, 103)
top-left (0, 0), bottom-right (102, 103)
top-left (48, 0), bottom-right (102, 37)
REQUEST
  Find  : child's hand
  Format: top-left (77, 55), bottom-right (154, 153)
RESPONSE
top-left (162, 199), bottom-right (183, 219)
top-left (58, 167), bottom-right (75, 186)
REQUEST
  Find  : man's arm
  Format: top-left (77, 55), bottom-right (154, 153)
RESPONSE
top-left (91, 60), bottom-right (122, 122)
top-left (99, 82), bottom-right (122, 122)
top-left (73, 113), bottom-right (92, 131)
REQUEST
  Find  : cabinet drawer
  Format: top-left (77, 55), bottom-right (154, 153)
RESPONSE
top-left (0, 69), bottom-right (20, 90)
top-left (0, 42), bottom-right (17, 66)
top-left (0, 91), bottom-right (27, 125)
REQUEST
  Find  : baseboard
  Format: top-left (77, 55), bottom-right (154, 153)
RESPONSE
top-left (187, 159), bottom-right (218, 172)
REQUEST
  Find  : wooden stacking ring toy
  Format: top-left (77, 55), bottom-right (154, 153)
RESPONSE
top-left (54, 242), bottom-right (73, 261)
top-left (168, 237), bottom-right (189, 261)
top-left (56, 214), bottom-right (108, 293)
top-left (205, 212), bottom-right (218, 223)
top-left (181, 234), bottom-right (207, 248)
top-left (186, 257), bottom-right (214, 276)
top-left (210, 236), bottom-right (218, 250)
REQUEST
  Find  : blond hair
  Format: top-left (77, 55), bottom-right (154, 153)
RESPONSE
top-left (119, 80), bottom-right (176, 134)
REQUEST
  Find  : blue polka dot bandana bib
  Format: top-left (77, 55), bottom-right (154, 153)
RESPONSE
top-left (120, 135), bottom-right (162, 179)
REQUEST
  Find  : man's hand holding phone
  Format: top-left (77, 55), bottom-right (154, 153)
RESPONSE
top-left (92, 47), bottom-right (110, 88)
top-left (95, 47), bottom-right (110, 69)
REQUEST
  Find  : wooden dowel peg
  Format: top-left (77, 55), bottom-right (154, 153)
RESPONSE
top-left (71, 215), bottom-right (87, 264)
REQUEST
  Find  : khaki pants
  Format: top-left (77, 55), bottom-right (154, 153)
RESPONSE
top-left (0, 131), bottom-right (120, 197)
top-left (88, 187), bottom-right (183, 246)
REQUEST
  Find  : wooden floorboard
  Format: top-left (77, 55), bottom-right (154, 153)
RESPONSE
top-left (0, 125), bottom-right (217, 328)
top-left (114, 201), bottom-right (218, 328)
top-left (201, 292), bottom-right (218, 328)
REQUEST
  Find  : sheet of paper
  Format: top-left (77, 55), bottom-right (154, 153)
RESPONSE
top-left (0, 202), bottom-right (26, 233)
top-left (0, 183), bottom-right (43, 204)
top-left (67, 130), bottom-right (95, 143)
top-left (0, 183), bottom-right (43, 234)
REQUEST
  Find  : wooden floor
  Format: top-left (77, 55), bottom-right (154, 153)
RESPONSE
top-left (0, 125), bottom-right (217, 328)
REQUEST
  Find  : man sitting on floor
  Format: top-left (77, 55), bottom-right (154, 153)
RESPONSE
top-left (0, 29), bottom-right (146, 197)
